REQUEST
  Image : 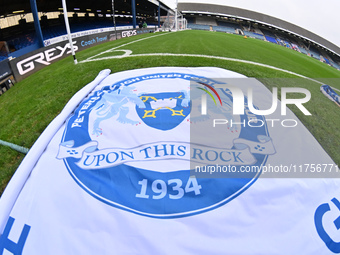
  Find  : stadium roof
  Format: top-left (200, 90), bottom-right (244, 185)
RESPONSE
top-left (178, 3), bottom-right (340, 57)
top-left (0, 0), bottom-right (172, 18)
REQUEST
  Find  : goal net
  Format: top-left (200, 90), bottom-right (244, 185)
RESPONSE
top-left (161, 11), bottom-right (187, 31)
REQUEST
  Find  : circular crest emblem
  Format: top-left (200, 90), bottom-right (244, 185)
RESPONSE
top-left (58, 71), bottom-right (275, 218)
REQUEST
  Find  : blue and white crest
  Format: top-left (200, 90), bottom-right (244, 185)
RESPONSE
top-left (57, 71), bottom-right (276, 218)
top-left (136, 92), bottom-right (190, 131)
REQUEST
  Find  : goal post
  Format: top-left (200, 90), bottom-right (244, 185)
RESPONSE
top-left (161, 11), bottom-right (187, 31)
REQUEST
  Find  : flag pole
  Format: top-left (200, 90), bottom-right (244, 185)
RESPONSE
top-left (62, 0), bottom-right (78, 64)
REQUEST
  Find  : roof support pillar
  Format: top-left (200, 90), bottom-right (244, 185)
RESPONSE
top-left (158, 3), bottom-right (161, 28)
top-left (131, 0), bottom-right (136, 29)
top-left (30, 0), bottom-right (44, 48)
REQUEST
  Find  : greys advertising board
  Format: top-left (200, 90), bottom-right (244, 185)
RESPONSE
top-left (0, 59), bottom-right (12, 81)
top-left (10, 28), bottom-right (155, 82)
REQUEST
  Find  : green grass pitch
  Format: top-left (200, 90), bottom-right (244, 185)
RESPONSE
top-left (1, 29), bottom-right (340, 194)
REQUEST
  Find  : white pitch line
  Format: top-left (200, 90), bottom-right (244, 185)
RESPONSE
top-left (79, 32), bottom-right (169, 63)
top-left (332, 87), bottom-right (340, 93)
top-left (81, 51), bottom-right (326, 85)
top-left (136, 53), bottom-right (324, 84)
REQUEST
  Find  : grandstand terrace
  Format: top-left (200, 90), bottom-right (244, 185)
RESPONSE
top-left (178, 3), bottom-right (340, 70)
top-left (0, 0), bottom-right (172, 60)
top-left (1, 0), bottom-right (340, 90)
top-left (0, 0), bottom-right (173, 92)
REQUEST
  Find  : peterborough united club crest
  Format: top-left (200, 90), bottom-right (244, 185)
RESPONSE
top-left (57, 72), bottom-right (276, 218)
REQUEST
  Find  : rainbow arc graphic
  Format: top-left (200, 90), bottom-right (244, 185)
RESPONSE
top-left (197, 82), bottom-right (223, 106)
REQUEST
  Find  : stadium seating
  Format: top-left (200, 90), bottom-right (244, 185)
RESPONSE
top-left (276, 36), bottom-right (290, 47)
top-left (332, 61), bottom-right (340, 70)
top-left (260, 28), bottom-right (276, 37)
top-left (258, 28), bottom-right (278, 44)
top-left (185, 17), bottom-right (195, 24)
top-left (186, 15), bottom-right (340, 70)
top-left (188, 20), bottom-right (246, 35)
top-left (1, 13), bottom-right (340, 71)
top-left (298, 45), bottom-right (309, 55)
top-left (187, 24), bottom-right (211, 31)
top-left (264, 35), bottom-right (278, 44)
top-left (2, 18), bottom-right (134, 55)
top-left (244, 31), bottom-right (265, 40)
top-left (308, 45), bottom-right (322, 60)
top-left (195, 16), bottom-right (217, 26)
top-left (216, 20), bottom-right (242, 30)
top-left (323, 57), bottom-right (331, 65)
top-left (213, 26), bottom-right (237, 34)
top-left (5, 33), bottom-right (37, 52)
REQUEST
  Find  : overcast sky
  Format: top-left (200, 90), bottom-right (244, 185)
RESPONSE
top-left (162, 0), bottom-right (340, 48)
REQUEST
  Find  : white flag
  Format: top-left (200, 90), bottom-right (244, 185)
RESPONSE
top-left (0, 67), bottom-right (339, 254)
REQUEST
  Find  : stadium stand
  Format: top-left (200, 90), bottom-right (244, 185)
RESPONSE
top-left (276, 36), bottom-right (293, 48)
top-left (1, 1), bottom-right (340, 72)
top-left (0, 0), bottom-right (165, 60)
top-left (216, 20), bottom-right (242, 30)
top-left (265, 35), bottom-right (278, 44)
top-left (331, 61), bottom-right (340, 70)
top-left (260, 28), bottom-right (278, 44)
top-left (0, 42), bottom-right (8, 61)
top-left (195, 16), bottom-right (217, 26)
top-left (185, 16), bottom-right (195, 24)
top-left (187, 24), bottom-right (211, 31)
top-left (178, 3), bottom-right (340, 71)
top-left (213, 26), bottom-right (238, 34)
top-left (181, 11), bottom-right (340, 71)
top-left (323, 57), bottom-right (331, 65)
top-left (0, 0), bottom-right (167, 95)
top-left (215, 20), bottom-right (243, 34)
top-left (260, 28), bottom-right (276, 37)
top-left (1, 17), bottom-right (135, 55)
top-left (2, 15), bottom-right (160, 56)
top-left (308, 45), bottom-right (322, 60)
top-left (244, 31), bottom-right (265, 40)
